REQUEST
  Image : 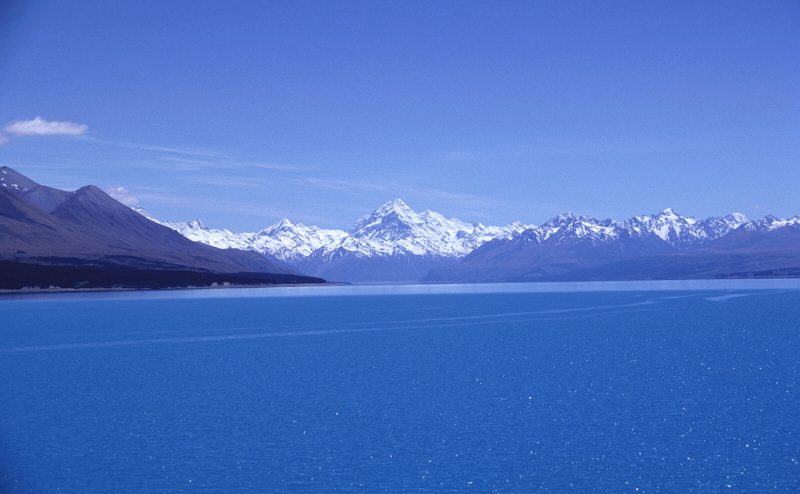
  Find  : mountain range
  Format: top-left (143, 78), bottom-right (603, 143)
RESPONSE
top-left (0, 167), bottom-right (322, 289)
top-left (154, 199), bottom-right (529, 282)
top-left (427, 210), bottom-right (800, 282)
top-left (2, 165), bottom-right (797, 286)
top-left (154, 197), bottom-right (800, 283)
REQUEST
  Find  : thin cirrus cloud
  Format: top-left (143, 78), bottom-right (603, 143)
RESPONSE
top-left (4, 116), bottom-right (89, 137)
top-left (83, 137), bottom-right (310, 173)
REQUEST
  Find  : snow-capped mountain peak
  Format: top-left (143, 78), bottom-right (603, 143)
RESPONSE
top-left (302, 199), bottom-right (531, 260)
top-left (150, 215), bottom-right (348, 263)
top-left (259, 218), bottom-right (311, 236)
top-left (381, 198), bottom-right (413, 214)
top-left (550, 212), bottom-right (576, 223)
top-left (252, 219), bottom-right (347, 261)
top-left (509, 208), bottom-right (753, 250)
top-left (351, 198), bottom-right (417, 233)
top-left (269, 218), bottom-right (295, 230)
top-left (746, 214), bottom-right (800, 232)
top-left (152, 200), bottom-right (794, 282)
top-left (534, 213), bottom-right (618, 243)
top-left (153, 218), bottom-right (250, 251)
top-left (724, 212), bottom-right (748, 224)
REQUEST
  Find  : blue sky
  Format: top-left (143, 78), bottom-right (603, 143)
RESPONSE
top-left (1, 1), bottom-right (798, 231)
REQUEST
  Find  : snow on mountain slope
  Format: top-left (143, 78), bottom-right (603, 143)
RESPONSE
top-left (152, 199), bottom-right (529, 266)
top-left (429, 207), bottom-right (800, 283)
top-left (152, 200), bottom-right (798, 281)
top-left (622, 208), bottom-right (749, 249)
top-left (311, 199), bottom-right (529, 260)
top-left (156, 219), bottom-right (254, 251)
top-left (743, 214), bottom-right (800, 232)
top-left (249, 219), bottom-right (348, 263)
top-left (505, 208), bottom-right (751, 250)
top-left (152, 217), bottom-right (347, 264)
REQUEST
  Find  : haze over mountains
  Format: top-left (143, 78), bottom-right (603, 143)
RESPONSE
top-left (0, 167), bottom-right (321, 289)
top-left (155, 196), bottom-right (800, 283)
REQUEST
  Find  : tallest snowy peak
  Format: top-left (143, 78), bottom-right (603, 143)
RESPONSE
top-left (376, 198), bottom-right (413, 215)
top-left (351, 198), bottom-right (417, 232)
top-left (274, 218), bottom-right (296, 229)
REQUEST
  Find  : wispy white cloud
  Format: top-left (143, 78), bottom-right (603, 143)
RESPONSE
top-left (286, 174), bottom-right (552, 225)
top-left (409, 186), bottom-right (506, 209)
top-left (241, 161), bottom-right (311, 172)
top-left (137, 191), bottom-right (298, 222)
top-left (83, 136), bottom-right (233, 159)
top-left (81, 137), bottom-right (310, 173)
top-left (297, 177), bottom-right (393, 194)
top-left (105, 186), bottom-right (140, 207)
top-left (4, 116), bottom-right (89, 136)
top-left (0, 133), bottom-right (8, 145)
top-left (189, 175), bottom-right (274, 188)
top-left (400, 186), bottom-right (527, 222)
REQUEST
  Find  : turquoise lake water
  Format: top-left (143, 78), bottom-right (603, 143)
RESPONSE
top-left (1, 281), bottom-right (798, 492)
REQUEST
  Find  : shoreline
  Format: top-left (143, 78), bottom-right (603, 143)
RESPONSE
top-left (0, 281), bottom-right (346, 296)
top-left (3, 277), bottom-right (800, 298)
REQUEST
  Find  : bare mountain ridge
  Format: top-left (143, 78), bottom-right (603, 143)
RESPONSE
top-left (0, 167), bottom-right (319, 288)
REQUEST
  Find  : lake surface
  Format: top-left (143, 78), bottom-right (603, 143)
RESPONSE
top-left (1, 281), bottom-right (798, 492)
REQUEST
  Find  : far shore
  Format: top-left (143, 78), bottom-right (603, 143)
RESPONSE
top-left (3, 277), bottom-right (800, 298)
top-left (0, 281), bottom-right (347, 296)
